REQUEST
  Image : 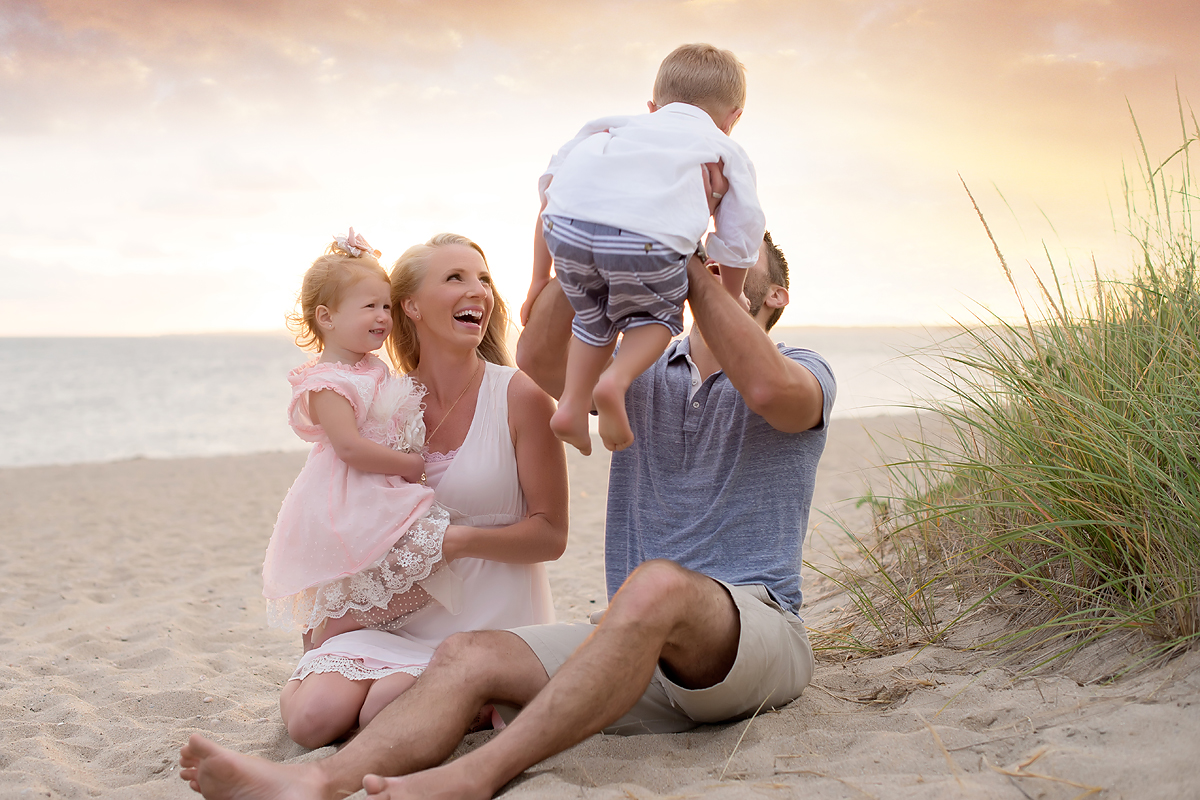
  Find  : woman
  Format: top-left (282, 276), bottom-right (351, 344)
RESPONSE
top-left (279, 233), bottom-right (568, 748)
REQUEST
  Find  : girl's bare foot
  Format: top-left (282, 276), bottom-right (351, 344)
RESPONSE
top-left (549, 405), bottom-right (592, 455)
top-left (593, 374), bottom-right (633, 452)
top-left (178, 734), bottom-right (328, 799)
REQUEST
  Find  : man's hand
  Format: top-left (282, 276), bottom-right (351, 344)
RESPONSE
top-left (702, 159), bottom-right (729, 216)
top-left (520, 275), bottom-right (551, 327)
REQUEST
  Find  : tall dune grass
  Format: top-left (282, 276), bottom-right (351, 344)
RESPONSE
top-left (816, 116), bottom-right (1200, 671)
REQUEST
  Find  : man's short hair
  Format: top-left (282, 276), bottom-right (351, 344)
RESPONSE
top-left (653, 44), bottom-right (746, 113)
top-left (762, 230), bottom-right (789, 331)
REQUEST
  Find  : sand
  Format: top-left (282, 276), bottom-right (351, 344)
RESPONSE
top-left (2, 414), bottom-right (1197, 799)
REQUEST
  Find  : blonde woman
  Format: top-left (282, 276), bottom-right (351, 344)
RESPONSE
top-left (279, 233), bottom-right (568, 749)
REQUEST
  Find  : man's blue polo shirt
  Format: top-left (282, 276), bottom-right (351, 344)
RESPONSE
top-left (605, 335), bottom-right (836, 615)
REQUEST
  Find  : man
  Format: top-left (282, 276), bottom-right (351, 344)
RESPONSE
top-left (179, 230), bottom-right (835, 800)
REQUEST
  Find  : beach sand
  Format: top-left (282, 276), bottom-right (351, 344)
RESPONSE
top-left (2, 414), bottom-right (1197, 798)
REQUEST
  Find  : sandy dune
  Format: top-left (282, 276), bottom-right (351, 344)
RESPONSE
top-left (1, 414), bottom-right (1196, 798)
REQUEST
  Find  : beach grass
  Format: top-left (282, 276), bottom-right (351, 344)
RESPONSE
top-left (812, 112), bottom-right (1200, 673)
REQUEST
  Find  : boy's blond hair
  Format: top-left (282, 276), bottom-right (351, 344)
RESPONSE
top-left (652, 43), bottom-right (746, 115)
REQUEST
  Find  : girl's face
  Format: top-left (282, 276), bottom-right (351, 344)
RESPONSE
top-left (323, 275), bottom-right (393, 357)
top-left (404, 244), bottom-right (494, 352)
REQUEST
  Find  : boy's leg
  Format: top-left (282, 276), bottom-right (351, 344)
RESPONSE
top-left (179, 630), bottom-right (550, 800)
top-left (593, 323), bottom-right (672, 452)
top-left (549, 335), bottom-right (616, 456)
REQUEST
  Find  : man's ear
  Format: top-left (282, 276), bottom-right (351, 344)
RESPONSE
top-left (764, 284), bottom-right (788, 312)
top-left (647, 100), bottom-right (659, 113)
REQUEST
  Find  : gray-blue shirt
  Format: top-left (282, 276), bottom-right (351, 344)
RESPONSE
top-left (605, 336), bottom-right (836, 614)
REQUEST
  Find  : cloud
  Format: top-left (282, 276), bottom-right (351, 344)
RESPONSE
top-left (4, 0), bottom-right (1193, 141)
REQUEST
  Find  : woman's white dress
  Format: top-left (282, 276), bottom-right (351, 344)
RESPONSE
top-left (290, 362), bottom-right (556, 681)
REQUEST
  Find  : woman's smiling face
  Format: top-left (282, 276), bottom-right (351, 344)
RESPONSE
top-left (405, 243), bottom-right (494, 349)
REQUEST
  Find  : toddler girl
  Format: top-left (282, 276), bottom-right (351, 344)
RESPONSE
top-left (262, 229), bottom-right (456, 651)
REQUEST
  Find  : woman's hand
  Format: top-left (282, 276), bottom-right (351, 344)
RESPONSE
top-left (441, 524), bottom-right (468, 562)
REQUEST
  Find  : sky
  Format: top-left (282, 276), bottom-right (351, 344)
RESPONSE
top-left (2, 0), bottom-right (1198, 336)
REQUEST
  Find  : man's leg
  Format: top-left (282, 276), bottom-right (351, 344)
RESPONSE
top-left (362, 559), bottom-right (740, 800)
top-left (178, 630), bottom-right (550, 800)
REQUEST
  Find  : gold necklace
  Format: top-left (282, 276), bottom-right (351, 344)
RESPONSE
top-left (418, 359), bottom-right (482, 483)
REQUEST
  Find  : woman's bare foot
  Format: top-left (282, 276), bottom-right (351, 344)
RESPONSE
top-left (549, 404), bottom-right (592, 456)
top-left (593, 374), bottom-right (633, 452)
top-left (362, 763), bottom-right (491, 800)
top-left (178, 734), bottom-right (329, 799)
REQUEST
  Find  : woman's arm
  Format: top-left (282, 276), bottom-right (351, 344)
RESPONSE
top-left (309, 389), bottom-right (426, 483)
top-left (441, 372), bottom-right (569, 564)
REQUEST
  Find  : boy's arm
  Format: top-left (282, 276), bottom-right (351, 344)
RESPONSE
top-left (718, 265), bottom-right (750, 311)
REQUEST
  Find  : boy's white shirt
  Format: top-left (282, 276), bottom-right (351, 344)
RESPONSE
top-left (539, 102), bottom-right (765, 270)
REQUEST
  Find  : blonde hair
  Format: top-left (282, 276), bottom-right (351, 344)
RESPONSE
top-left (286, 246), bottom-right (389, 352)
top-left (387, 233), bottom-right (513, 373)
top-left (652, 43), bottom-right (746, 115)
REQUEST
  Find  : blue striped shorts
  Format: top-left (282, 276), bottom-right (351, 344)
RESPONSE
top-left (543, 215), bottom-right (688, 346)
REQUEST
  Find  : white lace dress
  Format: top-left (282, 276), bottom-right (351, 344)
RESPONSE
top-left (289, 362), bottom-right (556, 682)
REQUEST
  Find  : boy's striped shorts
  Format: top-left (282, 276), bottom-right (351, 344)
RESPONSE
top-left (543, 215), bottom-right (688, 346)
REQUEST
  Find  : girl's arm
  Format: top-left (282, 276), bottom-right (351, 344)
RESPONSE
top-left (441, 371), bottom-right (569, 564)
top-left (309, 389), bottom-right (426, 483)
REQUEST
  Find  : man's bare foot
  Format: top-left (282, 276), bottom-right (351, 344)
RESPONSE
top-left (549, 405), bottom-right (592, 456)
top-left (593, 375), bottom-right (633, 452)
top-left (363, 763), bottom-right (490, 800)
top-left (178, 733), bottom-right (328, 800)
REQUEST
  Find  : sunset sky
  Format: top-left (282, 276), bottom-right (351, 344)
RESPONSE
top-left (2, 0), bottom-right (1197, 336)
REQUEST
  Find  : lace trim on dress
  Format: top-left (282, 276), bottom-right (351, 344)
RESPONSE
top-left (291, 654), bottom-right (425, 683)
top-left (424, 447), bottom-right (459, 463)
top-left (266, 505), bottom-right (451, 632)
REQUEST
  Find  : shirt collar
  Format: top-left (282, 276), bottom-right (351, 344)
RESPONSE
top-left (659, 102), bottom-right (718, 127)
top-left (666, 336), bottom-right (692, 363)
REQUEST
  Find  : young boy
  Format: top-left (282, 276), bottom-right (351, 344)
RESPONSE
top-left (522, 43), bottom-right (766, 455)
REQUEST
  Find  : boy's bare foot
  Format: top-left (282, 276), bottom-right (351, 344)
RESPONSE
top-left (593, 375), bottom-right (633, 452)
top-left (549, 405), bottom-right (592, 456)
top-left (178, 734), bottom-right (328, 800)
top-left (363, 763), bottom-right (490, 800)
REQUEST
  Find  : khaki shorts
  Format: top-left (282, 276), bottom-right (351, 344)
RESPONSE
top-left (502, 581), bottom-right (814, 735)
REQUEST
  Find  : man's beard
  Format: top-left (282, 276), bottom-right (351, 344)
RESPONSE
top-left (744, 271), bottom-right (769, 317)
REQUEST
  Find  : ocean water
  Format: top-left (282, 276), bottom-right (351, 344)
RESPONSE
top-left (0, 327), bottom-right (961, 468)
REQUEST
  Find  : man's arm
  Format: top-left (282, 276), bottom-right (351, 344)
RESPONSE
top-left (686, 257), bottom-right (825, 432)
top-left (515, 277), bottom-right (574, 400)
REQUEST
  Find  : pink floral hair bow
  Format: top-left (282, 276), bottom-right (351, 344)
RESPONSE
top-left (332, 227), bottom-right (382, 258)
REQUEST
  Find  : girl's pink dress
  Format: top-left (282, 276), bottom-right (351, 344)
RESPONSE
top-left (262, 354), bottom-right (450, 632)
